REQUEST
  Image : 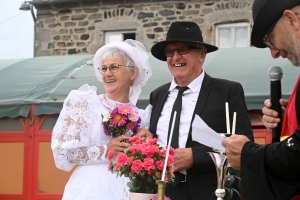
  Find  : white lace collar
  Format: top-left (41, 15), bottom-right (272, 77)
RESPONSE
top-left (99, 94), bottom-right (135, 112)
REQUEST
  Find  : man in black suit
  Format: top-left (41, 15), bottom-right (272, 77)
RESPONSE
top-left (222, 0), bottom-right (300, 199)
top-left (142, 21), bottom-right (253, 200)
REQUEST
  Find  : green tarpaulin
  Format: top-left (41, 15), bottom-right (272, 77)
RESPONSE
top-left (0, 47), bottom-right (298, 118)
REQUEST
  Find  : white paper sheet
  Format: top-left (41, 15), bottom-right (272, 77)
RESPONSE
top-left (191, 114), bottom-right (226, 152)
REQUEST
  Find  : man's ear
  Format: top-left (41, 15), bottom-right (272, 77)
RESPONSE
top-left (199, 51), bottom-right (207, 63)
top-left (283, 10), bottom-right (300, 31)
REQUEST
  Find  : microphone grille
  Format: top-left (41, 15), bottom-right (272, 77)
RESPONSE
top-left (268, 66), bottom-right (283, 81)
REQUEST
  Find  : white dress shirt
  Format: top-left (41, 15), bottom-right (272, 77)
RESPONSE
top-left (156, 72), bottom-right (205, 174)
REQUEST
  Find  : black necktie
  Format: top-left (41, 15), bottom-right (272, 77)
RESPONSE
top-left (168, 86), bottom-right (189, 149)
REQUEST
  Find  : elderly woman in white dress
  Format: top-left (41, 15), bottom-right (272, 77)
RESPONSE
top-left (51, 39), bottom-right (152, 200)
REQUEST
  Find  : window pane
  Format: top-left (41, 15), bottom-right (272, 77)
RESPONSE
top-left (0, 117), bottom-right (24, 131)
top-left (0, 143), bottom-right (24, 194)
top-left (106, 33), bottom-right (123, 43)
top-left (40, 115), bottom-right (58, 130)
top-left (123, 33), bottom-right (135, 40)
top-left (38, 142), bottom-right (74, 193)
top-left (235, 27), bottom-right (248, 47)
top-left (219, 28), bottom-right (231, 48)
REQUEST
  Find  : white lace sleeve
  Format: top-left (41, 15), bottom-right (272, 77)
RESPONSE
top-left (138, 104), bottom-right (152, 129)
top-left (51, 84), bottom-right (108, 171)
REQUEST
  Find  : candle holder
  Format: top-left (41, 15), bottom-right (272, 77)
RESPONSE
top-left (156, 180), bottom-right (166, 200)
top-left (208, 150), bottom-right (228, 200)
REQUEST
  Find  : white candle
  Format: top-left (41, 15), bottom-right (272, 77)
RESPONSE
top-left (161, 111), bottom-right (177, 181)
top-left (232, 112), bottom-right (236, 135)
top-left (225, 102), bottom-right (230, 134)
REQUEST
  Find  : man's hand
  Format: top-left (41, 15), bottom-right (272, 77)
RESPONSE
top-left (222, 135), bottom-right (250, 170)
top-left (262, 99), bottom-right (288, 129)
top-left (173, 148), bottom-right (193, 172)
top-left (107, 135), bottom-right (131, 155)
top-left (134, 128), bottom-right (153, 142)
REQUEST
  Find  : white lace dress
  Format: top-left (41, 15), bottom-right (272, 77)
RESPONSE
top-left (51, 84), bottom-right (151, 200)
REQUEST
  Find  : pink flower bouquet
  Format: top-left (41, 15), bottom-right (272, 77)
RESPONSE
top-left (101, 105), bottom-right (141, 137)
top-left (107, 136), bottom-right (175, 194)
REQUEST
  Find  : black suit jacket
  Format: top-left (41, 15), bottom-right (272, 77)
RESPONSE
top-left (241, 82), bottom-right (300, 200)
top-left (241, 133), bottom-right (300, 200)
top-left (149, 73), bottom-right (253, 200)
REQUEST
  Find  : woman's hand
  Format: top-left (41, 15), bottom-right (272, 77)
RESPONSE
top-left (107, 135), bottom-right (131, 155)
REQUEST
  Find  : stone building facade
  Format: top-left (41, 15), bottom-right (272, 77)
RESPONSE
top-left (31, 0), bottom-right (254, 57)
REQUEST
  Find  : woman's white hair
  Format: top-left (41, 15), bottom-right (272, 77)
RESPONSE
top-left (100, 47), bottom-right (135, 72)
top-left (93, 39), bottom-right (152, 104)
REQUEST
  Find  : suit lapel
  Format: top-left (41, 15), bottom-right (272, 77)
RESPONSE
top-left (194, 73), bottom-right (212, 116)
top-left (186, 73), bottom-right (212, 146)
top-left (150, 84), bottom-right (170, 137)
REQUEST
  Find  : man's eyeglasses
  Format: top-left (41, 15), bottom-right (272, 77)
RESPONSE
top-left (164, 46), bottom-right (200, 57)
top-left (98, 64), bottom-right (133, 75)
top-left (263, 22), bottom-right (277, 49)
top-left (263, 12), bottom-right (299, 49)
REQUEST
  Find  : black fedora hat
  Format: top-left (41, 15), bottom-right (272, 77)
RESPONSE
top-left (251, 0), bottom-right (299, 48)
top-left (151, 21), bottom-right (218, 61)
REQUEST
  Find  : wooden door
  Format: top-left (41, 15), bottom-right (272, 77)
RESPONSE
top-left (0, 106), bottom-right (73, 200)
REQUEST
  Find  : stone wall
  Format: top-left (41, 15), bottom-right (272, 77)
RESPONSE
top-left (33, 0), bottom-right (254, 57)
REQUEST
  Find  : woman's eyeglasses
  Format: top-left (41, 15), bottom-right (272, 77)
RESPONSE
top-left (164, 46), bottom-right (200, 57)
top-left (98, 64), bottom-right (133, 75)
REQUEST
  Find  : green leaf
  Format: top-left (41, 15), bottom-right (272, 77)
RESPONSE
top-left (156, 171), bottom-right (161, 179)
top-left (127, 182), bottom-right (134, 191)
top-left (120, 166), bottom-right (125, 173)
top-left (147, 176), bottom-right (153, 182)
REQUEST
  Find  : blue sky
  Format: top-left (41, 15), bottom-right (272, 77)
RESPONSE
top-left (0, 0), bottom-right (34, 59)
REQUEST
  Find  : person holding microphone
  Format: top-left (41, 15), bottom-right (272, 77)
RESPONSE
top-left (222, 0), bottom-right (300, 199)
top-left (222, 0), bottom-right (300, 200)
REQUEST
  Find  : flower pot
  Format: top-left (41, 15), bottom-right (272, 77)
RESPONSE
top-left (129, 192), bottom-right (154, 200)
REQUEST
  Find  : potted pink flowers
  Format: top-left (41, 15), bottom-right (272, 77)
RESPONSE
top-left (107, 136), bottom-right (174, 198)
top-left (101, 105), bottom-right (141, 137)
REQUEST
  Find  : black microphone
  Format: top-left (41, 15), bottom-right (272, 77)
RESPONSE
top-left (268, 66), bottom-right (283, 143)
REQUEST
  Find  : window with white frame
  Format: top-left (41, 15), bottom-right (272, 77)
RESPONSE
top-left (216, 23), bottom-right (250, 48)
top-left (105, 31), bottom-right (136, 44)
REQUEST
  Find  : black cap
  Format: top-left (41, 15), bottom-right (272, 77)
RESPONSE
top-left (251, 0), bottom-right (299, 48)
